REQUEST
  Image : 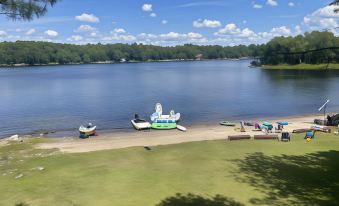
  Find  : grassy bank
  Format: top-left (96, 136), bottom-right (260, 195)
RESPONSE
top-left (262, 63), bottom-right (339, 70)
top-left (1, 133), bottom-right (339, 206)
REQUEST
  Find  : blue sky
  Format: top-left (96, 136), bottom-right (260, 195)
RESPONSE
top-left (0, 0), bottom-right (338, 45)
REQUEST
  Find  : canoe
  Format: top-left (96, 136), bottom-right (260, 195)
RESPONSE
top-left (219, 121), bottom-right (236, 126)
top-left (131, 119), bottom-right (151, 130)
top-left (177, 125), bottom-right (187, 132)
top-left (151, 122), bottom-right (177, 130)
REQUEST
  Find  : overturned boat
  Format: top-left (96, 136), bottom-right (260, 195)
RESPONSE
top-left (131, 114), bottom-right (151, 130)
top-left (79, 123), bottom-right (96, 138)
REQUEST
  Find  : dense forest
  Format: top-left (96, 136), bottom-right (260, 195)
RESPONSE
top-left (260, 31), bottom-right (339, 65)
top-left (0, 31), bottom-right (338, 66)
top-left (0, 41), bottom-right (256, 65)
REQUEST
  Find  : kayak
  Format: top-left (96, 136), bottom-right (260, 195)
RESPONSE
top-left (219, 121), bottom-right (236, 126)
top-left (177, 125), bottom-right (187, 132)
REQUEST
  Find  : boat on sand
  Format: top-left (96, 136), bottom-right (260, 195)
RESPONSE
top-left (150, 103), bottom-right (181, 130)
top-left (79, 123), bottom-right (96, 138)
top-left (219, 121), bottom-right (236, 126)
top-left (131, 114), bottom-right (151, 130)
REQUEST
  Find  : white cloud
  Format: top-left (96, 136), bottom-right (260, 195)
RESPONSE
top-left (142, 4), bottom-right (152, 12)
top-left (212, 22), bottom-right (296, 45)
top-left (0, 30), bottom-right (7, 37)
top-left (44, 30), bottom-right (58, 37)
top-left (150, 13), bottom-right (157, 17)
top-left (187, 32), bottom-right (203, 39)
top-left (240, 28), bottom-right (256, 38)
top-left (75, 25), bottom-right (96, 32)
top-left (193, 19), bottom-right (221, 28)
top-left (162, 20), bottom-right (168, 24)
top-left (215, 23), bottom-right (241, 35)
top-left (270, 26), bottom-right (291, 36)
top-left (303, 5), bottom-right (339, 32)
top-left (295, 25), bottom-right (302, 35)
top-left (90, 32), bottom-right (97, 37)
top-left (25, 29), bottom-right (36, 35)
top-left (267, 0), bottom-right (278, 7)
top-left (68, 35), bottom-right (83, 41)
top-left (136, 32), bottom-right (206, 46)
top-left (160, 32), bottom-right (203, 40)
top-left (75, 13), bottom-right (100, 23)
top-left (102, 33), bottom-right (136, 42)
top-left (288, 2), bottom-right (295, 7)
top-left (113, 28), bottom-right (126, 34)
top-left (253, 4), bottom-right (263, 9)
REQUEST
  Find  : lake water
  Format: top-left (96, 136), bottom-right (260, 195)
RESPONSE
top-left (1, 60), bottom-right (339, 137)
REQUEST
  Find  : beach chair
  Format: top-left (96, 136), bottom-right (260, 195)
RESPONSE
top-left (281, 132), bottom-right (290, 142)
top-left (255, 123), bottom-right (260, 129)
top-left (305, 130), bottom-right (315, 139)
top-left (240, 121), bottom-right (246, 132)
top-left (275, 124), bottom-right (283, 133)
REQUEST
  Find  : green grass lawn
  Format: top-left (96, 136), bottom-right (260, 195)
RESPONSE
top-left (1, 133), bottom-right (339, 206)
top-left (262, 63), bottom-right (339, 70)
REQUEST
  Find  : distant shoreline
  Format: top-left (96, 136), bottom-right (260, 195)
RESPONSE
top-left (261, 63), bottom-right (339, 70)
top-left (0, 58), bottom-right (251, 68)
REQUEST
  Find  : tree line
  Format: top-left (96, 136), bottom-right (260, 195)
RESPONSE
top-left (0, 31), bottom-right (338, 66)
top-left (259, 31), bottom-right (339, 65)
top-left (0, 41), bottom-right (256, 65)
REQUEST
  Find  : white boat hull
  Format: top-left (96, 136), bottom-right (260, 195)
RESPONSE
top-left (177, 125), bottom-right (187, 132)
top-left (131, 120), bottom-right (151, 130)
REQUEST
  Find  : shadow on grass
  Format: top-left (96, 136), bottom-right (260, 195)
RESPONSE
top-left (156, 193), bottom-right (245, 206)
top-left (232, 150), bottom-right (339, 206)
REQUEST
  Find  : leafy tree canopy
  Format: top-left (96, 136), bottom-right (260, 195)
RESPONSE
top-left (0, 0), bottom-right (58, 21)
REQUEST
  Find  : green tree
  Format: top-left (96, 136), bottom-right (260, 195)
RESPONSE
top-left (0, 0), bottom-right (58, 21)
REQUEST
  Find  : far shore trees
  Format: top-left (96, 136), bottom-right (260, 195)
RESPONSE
top-left (0, 31), bottom-right (338, 66)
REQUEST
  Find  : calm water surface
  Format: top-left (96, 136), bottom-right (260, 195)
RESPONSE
top-left (1, 60), bottom-right (339, 137)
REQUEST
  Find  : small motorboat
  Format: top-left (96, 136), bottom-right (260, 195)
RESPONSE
top-left (219, 121), bottom-right (236, 126)
top-left (131, 114), bottom-right (151, 130)
top-left (79, 123), bottom-right (96, 138)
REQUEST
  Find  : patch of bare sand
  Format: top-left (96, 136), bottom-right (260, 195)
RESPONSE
top-left (36, 115), bottom-right (321, 153)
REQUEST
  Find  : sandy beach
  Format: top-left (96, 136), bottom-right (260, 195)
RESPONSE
top-left (35, 114), bottom-right (325, 153)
